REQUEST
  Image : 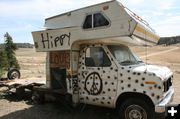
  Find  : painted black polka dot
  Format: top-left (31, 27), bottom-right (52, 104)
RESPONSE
top-left (121, 87), bottom-right (124, 90)
top-left (121, 67), bottom-right (124, 69)
top-left (103, 70), bottom-right (106, 73)
top-left (158, 86), bottom-right (161, 89)
top-left (115, 69), bottom-right (118, 72)
top-left (128, 77), bottom-right (131, 80)
top-left (154, 84), bottom-right (157, 88)
top-left (107, 102), bottom-right (110, 104)
top-left (127, 70), bottom-right (130, 73)
top-left (102, 97), bottom-right (105, 100)
top-left (113, 89), bottom-right (116, 92)
top-left (111, 82), bottom-right (114, 85)
top-left (133, 72), bottom-right (136, 75)
top-left (151, 93), bottom-right (155, 97)
top-left (105, 82), bottom-right (108, 85)
top-left (114, 77), bottom-right (117, 80)
top-left (110, 67), bottom-right (113, 70)
top-left (135, 80), bottom-right (139, 83)
top-left (141, 83), bottom-right (144, 87)
top-left (143, 91), bottom-right (146, 94)
top-left (102, 91), bottom-right (106, 94)
top-left (137, 73), bottom-right (141, 75)
top-left (109, 97), bottom-right (111, 99)
top-left (107, 76), bottom-right (110, 79)
top-left (142, 77), bottom-right (145, 80)
top-left (101, 102), bottom-right (104, 104)
top-left (157, 95), bottom-right (160, 100)
top-left (133, 89), bottom-right (136, 92)
top-left (127, 84), bottom-right (131, 88)
top-left (108, 89), bottom-right (111, 91)
top-left (121, 80), bottom-right (123, 83)
top-left (86, 97), bottom-right (89, 100)
top-left (120, 73), bottom-right (123, 76)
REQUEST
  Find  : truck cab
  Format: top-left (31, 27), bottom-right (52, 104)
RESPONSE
top-left (32, 1), bottom-right (174, 119)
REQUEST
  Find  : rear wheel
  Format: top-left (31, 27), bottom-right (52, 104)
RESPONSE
top-left (118, 98), bottom-right (154, 119)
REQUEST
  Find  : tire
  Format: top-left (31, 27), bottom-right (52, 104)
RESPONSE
top-left (118, 98), bottom-right (154, 119)
top-left (7, 68), bottom-right (21, 79)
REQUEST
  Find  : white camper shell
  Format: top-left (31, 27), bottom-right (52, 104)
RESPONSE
top-left (32, 1), bottom-right (174, 119)
top-left (32, 0), bottom-right (159, 52)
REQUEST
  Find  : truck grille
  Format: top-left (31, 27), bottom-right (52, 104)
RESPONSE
top-left (164, 77), bottom-right (172, 92)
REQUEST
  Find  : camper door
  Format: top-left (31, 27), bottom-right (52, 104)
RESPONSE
top-left (50, 51), bottom-right (70, 91)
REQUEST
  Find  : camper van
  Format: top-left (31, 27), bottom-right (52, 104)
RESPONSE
top-left (32, 0), bottom-right (174, 119)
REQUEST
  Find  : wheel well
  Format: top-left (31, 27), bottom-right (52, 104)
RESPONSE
top-left (116, 92), bottom-right (154, 109)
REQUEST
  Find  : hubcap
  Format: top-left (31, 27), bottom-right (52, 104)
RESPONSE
top-left (11, 71), bottom-right (19, 79)
top-left (125, 105), bottom-right (147, 119)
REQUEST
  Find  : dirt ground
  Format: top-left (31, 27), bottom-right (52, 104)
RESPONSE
top-left (0, 45), bottom-right (180, 119)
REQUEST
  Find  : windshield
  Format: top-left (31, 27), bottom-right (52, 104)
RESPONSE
top-left (108, 45), bottom-right (143, 66)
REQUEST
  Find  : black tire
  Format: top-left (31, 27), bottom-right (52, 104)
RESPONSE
top-left (118, 98), bottom-right (155, 119)
top-left (7, 68), bottom-right (21, 79)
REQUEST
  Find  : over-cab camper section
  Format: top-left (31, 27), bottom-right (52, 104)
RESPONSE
top-left (32, 0), bottom-right (159, 53)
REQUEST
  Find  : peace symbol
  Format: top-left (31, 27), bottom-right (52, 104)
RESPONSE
top-left (84, 72), bottom-right (103, 95)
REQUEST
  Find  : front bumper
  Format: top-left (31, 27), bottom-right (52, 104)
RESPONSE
top-left (155, 87), bottom-right (174, 113)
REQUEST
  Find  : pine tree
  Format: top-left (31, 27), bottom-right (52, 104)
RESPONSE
top-left (0, 49), bottom-right (8, 77)
top-left (4, 32), bottom-right (20, 69)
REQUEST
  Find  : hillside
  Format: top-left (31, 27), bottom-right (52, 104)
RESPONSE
top-left (158, 36), bottom-right (180, 45)
top-left (0, 43), bottom-right (34, 48)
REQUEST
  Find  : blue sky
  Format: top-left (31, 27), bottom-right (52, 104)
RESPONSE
top-left (0, 0), bottom-right (180, 43)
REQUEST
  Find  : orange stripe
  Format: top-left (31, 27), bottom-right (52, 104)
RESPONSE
top-left (145, 81), bottom-right (157, 85)
top-left (135, 25), bottom-right (160, 41)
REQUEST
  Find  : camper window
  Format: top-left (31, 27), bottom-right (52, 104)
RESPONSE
top-left (94, 13), bottom-right (109, 27)
top-left (85, 47), bottom-right (111, 67)
top-left (83, 13), bottom-right (109, 29)
top-left (83, 15), bottom-right (92, 29)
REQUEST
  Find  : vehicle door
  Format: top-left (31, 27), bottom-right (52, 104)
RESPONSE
top-left (78, 45), bottom-right (118, 107)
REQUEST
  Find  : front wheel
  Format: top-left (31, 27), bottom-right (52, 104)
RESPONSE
top-left (118, 98), bottom-right (154, 119)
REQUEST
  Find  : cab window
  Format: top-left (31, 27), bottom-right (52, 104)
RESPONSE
top-left (85, 47), bottom-right (111, 67)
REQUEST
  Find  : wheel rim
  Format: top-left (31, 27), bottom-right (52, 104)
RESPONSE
top-left (125, 105), bottom-right (147, 119)
top-left (11, 71), bottom-right (19, 79)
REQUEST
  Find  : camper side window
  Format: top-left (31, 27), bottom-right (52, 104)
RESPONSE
top-left (83, 13), bottom-right (109, 29)
top-left (94, 13), bottom-right (109, 27)
top-left (83, 15), bottom-right (92, 29)
top-left (85, 47), bottom-right (111, 67)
